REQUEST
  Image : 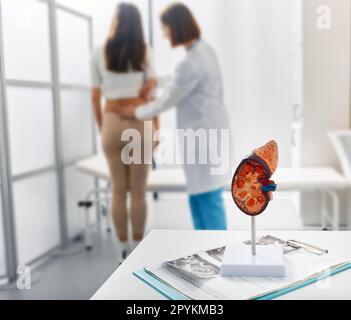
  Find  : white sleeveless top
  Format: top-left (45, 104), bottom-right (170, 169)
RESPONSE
top-left (90, 46), bottom-right (155, 100)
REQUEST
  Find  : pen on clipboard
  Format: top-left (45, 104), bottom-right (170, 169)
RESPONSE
top-left (285, 239), bottom-right (329, 255)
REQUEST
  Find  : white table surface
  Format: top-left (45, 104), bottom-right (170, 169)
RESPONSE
top-left (76, 155), bottom-right (349, 192)
top-left (91, 230), bottom-right (351, 300)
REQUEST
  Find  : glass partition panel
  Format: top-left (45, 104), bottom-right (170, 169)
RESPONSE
top-left (13, 172), bottom-right (60, 264)
top-left (60, 90), bottom-right (94, 163)
top-left (6, 87), bottom-right (55, 176)
top-left (1, 0), bottom-right (51, 82)
top-left (57, 9), bottom-right (90, 85)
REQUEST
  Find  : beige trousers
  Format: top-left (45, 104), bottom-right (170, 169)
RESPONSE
top-left (101, 112), bottom-right (151, 242)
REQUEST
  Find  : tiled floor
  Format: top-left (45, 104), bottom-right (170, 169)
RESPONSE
top-left (0, 232), bottom-right (121, 300)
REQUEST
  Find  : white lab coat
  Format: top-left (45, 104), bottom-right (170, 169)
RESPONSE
top-left (136, 40), bottom-right (231, 195)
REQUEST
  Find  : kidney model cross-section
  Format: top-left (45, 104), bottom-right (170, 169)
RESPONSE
top-left (231, 141), bottom-right (279, 216)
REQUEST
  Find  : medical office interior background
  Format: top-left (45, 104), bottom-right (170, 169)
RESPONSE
top-left (0, 0), bottom-right (350, 299)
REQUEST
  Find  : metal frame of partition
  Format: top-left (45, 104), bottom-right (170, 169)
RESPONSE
top-left (148, 0), bottom-right (154, 47)
top-left (0, 0), bottom-right (18, 282)
top-left (0, 0), bottom-right (95, 283)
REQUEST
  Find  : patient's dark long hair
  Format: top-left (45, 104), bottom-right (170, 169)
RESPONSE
top-left (105, 3), bottom-right (146, 73)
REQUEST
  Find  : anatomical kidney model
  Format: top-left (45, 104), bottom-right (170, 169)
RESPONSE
top-left (232, 141), bottom-right (279, 216)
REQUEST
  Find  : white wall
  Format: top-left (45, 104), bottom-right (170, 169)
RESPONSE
top-left (300, 0), bottom-right (350, 226)
top-left (152, 0), bottom-right (297, 167)
top-left (221, 0), bottom-right (296, 166)
top-left (301, 0), bottom-right (350, 167)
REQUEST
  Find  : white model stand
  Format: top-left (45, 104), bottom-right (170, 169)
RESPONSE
top-left (220, 217), bottom-right (285, 277)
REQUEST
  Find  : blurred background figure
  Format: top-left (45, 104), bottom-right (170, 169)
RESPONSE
top-left (91, 2), bottom-right (158, 261)
top-left (120, 3), bottom-right (231, 231)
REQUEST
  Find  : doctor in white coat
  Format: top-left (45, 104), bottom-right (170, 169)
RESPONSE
top-left (120, 3), bottom-right (231, 230)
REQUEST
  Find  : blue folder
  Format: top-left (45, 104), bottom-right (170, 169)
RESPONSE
top-left (133, 263), bottom-right (351, 300)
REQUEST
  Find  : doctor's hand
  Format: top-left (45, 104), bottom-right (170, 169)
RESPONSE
top-left (119, 105), bottom-right (138, 119)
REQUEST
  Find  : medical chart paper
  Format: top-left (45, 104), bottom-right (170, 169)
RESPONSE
top-left (142, 235), bottom-right (350, 300)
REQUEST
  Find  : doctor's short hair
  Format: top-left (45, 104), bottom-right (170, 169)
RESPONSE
top-left (161, 3), bottom-right (201, 47)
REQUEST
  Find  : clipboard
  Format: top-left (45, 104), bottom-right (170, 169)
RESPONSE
top-left (133, 262), bottom-right (351, 300)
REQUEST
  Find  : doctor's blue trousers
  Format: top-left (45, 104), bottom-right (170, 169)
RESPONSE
top-left (188, 188), bottom-right (227, 230)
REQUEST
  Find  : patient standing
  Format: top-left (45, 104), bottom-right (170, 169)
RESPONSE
top-left (90, 3), bottom-right (157, 261)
